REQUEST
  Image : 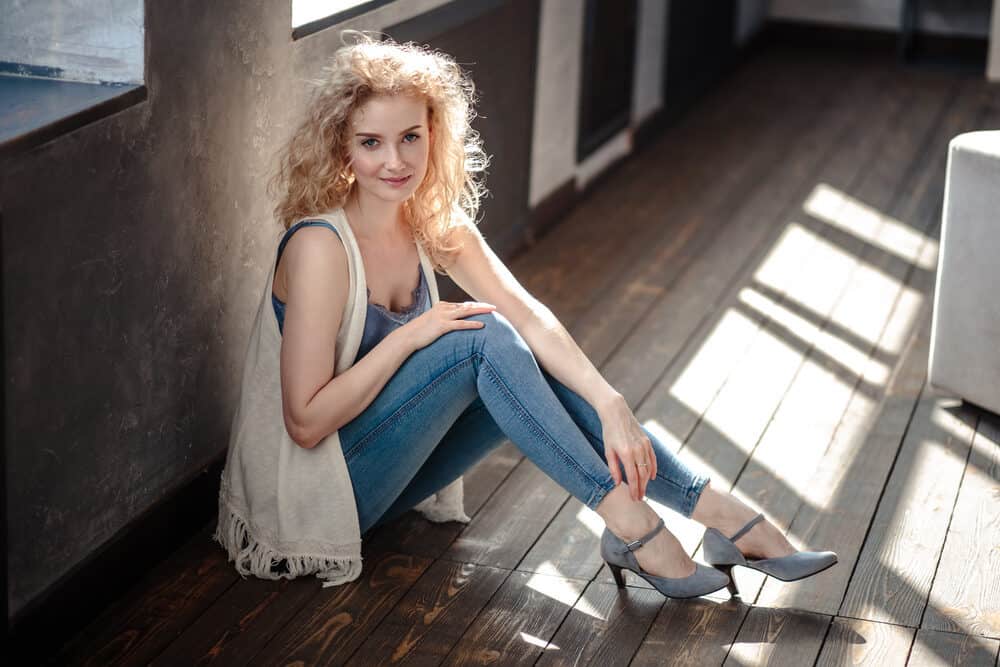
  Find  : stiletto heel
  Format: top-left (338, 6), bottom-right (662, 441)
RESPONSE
top-left (702, 513), bottom-right (838, 595)
top-left (713, 564), bottom-right (740, 597)
top-left (609, 563), bottom-right (627, 588)
top-left (601, 516), bottom-right (730, 599)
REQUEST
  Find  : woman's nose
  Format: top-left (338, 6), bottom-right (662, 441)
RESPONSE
top-left (384, 145), bottom-right (405, 169)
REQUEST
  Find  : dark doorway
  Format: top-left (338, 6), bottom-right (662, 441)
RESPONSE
top-left (662, 1), bottom-right (738, 125)
top-left (577, 0), bottom-right (638, 162)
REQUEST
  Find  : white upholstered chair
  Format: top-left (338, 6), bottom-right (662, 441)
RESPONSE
top-left (928, 130), bottom-right (1000, 416)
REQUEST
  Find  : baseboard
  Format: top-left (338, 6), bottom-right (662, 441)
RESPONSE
top-left (763, 19), bottom-right (988, 72)
top-left (524, 178), bottom-right (578, 247)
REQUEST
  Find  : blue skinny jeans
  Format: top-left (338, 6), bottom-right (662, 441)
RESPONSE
top-left (337, 310), bottom-right (711, 535)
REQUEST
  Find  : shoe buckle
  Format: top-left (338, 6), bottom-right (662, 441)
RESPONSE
top-left (623, 538), bottom-right (644, 552)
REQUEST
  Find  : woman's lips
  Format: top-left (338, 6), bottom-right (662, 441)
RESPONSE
top-left (381, 175), bottom-right (411, 187)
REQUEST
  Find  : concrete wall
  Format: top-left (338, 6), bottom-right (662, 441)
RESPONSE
top-left (0, 0), bottom-right (144, 83)
top-left (769, 0), bottom-right (993, 37)
top-left (2, 0), bottom-right (539, 622)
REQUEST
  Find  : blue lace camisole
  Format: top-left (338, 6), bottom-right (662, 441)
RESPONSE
top-left (271, 219), bottom-right (431, 361)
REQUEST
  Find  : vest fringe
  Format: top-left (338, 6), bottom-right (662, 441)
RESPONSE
top-left (213, 497), bottom-right (363, 588)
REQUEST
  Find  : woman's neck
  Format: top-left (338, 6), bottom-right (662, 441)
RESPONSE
top-left (345, 190), bottom-right (409, 244)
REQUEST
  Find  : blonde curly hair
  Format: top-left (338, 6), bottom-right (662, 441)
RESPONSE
top-left (269, 30), bottom-right (490, 271)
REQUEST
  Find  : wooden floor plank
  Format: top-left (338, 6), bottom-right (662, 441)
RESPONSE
top-left (838, 394), bottom-right (979, 626)
top-left (342, 559), bottom-right (510, 666)
top-left (921, 414), bottom-right (1000, 639)
top-left (149, 574), bottom-right (324, 667)
top-left (515, 496), bottom-right (604, 580)
top-left (722, 606), bottom-right (831, 666)
top-left (630, 599), bottom-right (750, 666)
top-left (907, 628), bottom-right (1000, 667)
top-left (755, 307), bottom-right (932, 614)
top-left (438, 570), bottom-right (587, 666)
top-left (52, 523), bottom-right (238, 667)
top-left (533, 581), bottom-right (662, 667)
top-left (247, 551), bottom-right (432, 666)
top-left (442, 458), bottom-right (566, 569)
top-left (815, 617), bottom-right (915, 667)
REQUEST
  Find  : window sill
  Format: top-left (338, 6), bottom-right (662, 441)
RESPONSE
top-left (292, 0), bottom-right (397, 40)
top-left (0, 75), bottom-right (146, 159)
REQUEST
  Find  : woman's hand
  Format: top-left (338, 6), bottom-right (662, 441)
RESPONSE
top-left (600, 398), bottom-right (657, 501)
top-left (405, 300), bottom-right (497, 350)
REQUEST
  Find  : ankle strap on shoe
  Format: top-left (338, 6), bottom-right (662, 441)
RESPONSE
top-left (621, 517), bottom-right (665, 553)
top-left (729, 513), bottom-right (765, 542)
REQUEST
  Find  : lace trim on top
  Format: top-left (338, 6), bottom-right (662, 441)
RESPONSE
top-left (366, 265), bottom-right (426, 323)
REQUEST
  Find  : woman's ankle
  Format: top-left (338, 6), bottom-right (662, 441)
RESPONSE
top-left (596, 483), bottom-right (659, 538)
top-left (689, 482), bottom-right (754, 532)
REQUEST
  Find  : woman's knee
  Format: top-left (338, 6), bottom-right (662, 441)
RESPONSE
top-left (464, 310), bottom-right (531, 355)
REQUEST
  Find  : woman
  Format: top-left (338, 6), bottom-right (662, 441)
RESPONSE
top-left (215, 32), bottom-right (837, 598)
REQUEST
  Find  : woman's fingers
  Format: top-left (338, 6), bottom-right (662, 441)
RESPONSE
top-left (634, 455), bottom-right (648, 500)
top-left (618, 451), bottom-right (639, 501)
top-left (624, 459), bottom-right (640, 501)
top-left (441, 301), bottom-right (495, 318)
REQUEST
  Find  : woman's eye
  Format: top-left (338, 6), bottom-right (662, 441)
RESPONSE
top-left (361, 138), bottom-right (378, 148)
top-left (403, 133), bottom-right (419, 143)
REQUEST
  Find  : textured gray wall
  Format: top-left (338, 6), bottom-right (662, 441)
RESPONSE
top-left (2, 0), bottom-right (538, 620)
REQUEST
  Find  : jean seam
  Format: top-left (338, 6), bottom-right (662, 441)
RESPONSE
top-left (343, 354), bottom-right (478, 462)
top-left (480, 356), bottom-right (614, 498)
top-left (682, 474), bottom-right (710, 517)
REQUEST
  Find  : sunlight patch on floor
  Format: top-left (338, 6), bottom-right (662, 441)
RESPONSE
top-left (573, 502), bottom-right (605, 538)
top-left (526, 565), bottom-right (599, 618)
top-left (668, 310), bottom-right (761, 418)
top-left (519, 632), bottom-right (560, 650)
top-left (804, 182), bottom-right (938, 269)
top-left (739, 285), bottom-right (891, 384)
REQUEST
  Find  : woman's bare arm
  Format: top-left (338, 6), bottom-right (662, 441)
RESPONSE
top-left (445, 223), bottom-right (624, 415)
top-left (279, 228), bottom-right (417, 449)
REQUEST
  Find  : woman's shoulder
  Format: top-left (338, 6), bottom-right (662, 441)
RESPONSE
top-left (287, 208), bottom-right (349, 234)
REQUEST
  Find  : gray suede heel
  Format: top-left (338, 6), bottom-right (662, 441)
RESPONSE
top-left (601, 516), bottom-right (731, 599)
top-left (702, 513), bottom-right (838, 597)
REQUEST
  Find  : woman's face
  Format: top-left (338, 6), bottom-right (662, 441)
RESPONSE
top-left (346, 93), bottom-right (431, 203)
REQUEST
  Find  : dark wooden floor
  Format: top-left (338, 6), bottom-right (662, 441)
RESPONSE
top-left (52, 43), bottom-right (1000, 666)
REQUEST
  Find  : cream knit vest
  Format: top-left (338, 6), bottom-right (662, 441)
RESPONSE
top-left (214, 208), bottom-right (470, 588)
